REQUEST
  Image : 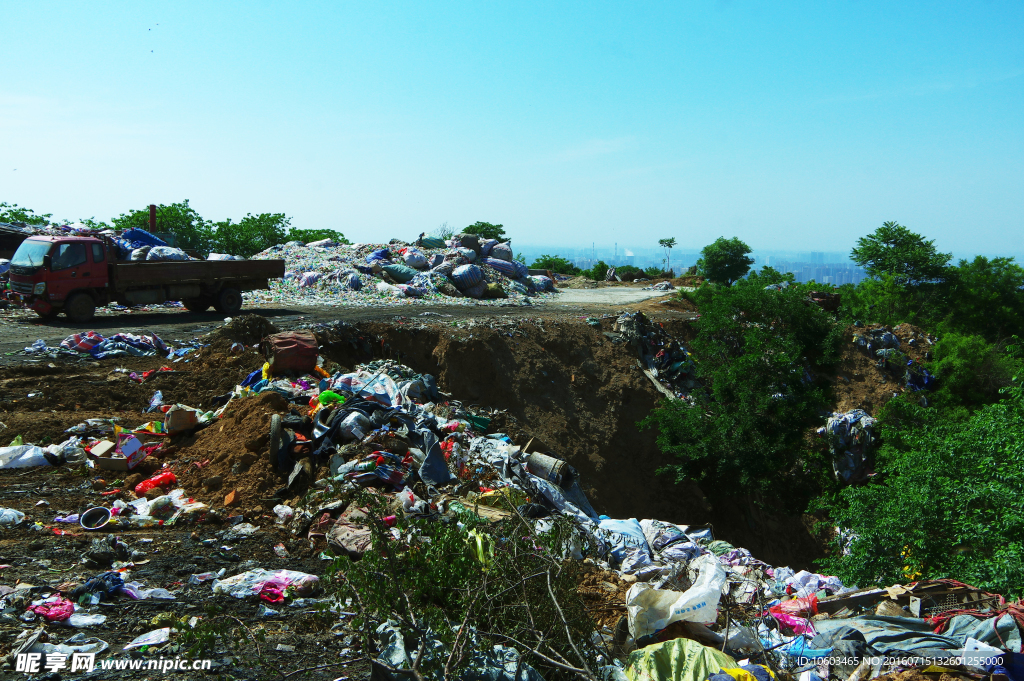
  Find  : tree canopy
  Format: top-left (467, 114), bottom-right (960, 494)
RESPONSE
top-left (529, 254), bottom-right (580, 275)
top-left (463, 221), bottom-right (506, 241)
top-left (645, 269), bottom-right (841, 503)
top-left (696, 236), bottom-right (754, 285)
top-left (851, 221), bottom-right (951, 284)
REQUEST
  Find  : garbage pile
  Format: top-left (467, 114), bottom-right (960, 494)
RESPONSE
top-left (236, 330), bottom-right (1024, 681)
top-left (3, 324), bottom-right (1022, 681)
top-left (613, 311), bottom-right (698, 398)
top-left (818, 409), bottom-right (877, 485)
top-left (247, 232), bottom-right (554, 308)
top-left (852, 326), bottom-right (935, 392)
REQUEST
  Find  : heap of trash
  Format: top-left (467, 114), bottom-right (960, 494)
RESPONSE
top-left (247, 232), bottom-right (555, 307)
top-left (3, 324), bottom-right (1023, 681)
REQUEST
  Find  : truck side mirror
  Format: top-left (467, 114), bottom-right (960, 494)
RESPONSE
top-left (43, 254), bottom-right (52, 270)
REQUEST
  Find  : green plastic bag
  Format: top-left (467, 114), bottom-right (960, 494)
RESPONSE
top-left (625, 639), bottom-right (737, 681)
top-left (381, 263), bottom-right (418, 283)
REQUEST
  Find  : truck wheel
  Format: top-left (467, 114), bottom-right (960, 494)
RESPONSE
top-left (182, 297), bottom-right (212, 312)
top-left (64, 293), bottom-right (96, 323)
top-left (214, 288), bottom-right (242, 315)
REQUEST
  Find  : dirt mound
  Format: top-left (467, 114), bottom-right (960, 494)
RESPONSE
top-left (829, 323), bottom-right (934, 415)
top-left (172, 391), bottom-right (292, 516)
top-left (557, 276), bottom-right (603, 289)
top-left (578, 565), bottom-right (630, 628)
top-left (316, 315), bottom-right (822, 569)
top-left (207, 313), bottom-right (279, 346)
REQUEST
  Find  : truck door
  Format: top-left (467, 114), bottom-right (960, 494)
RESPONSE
top-left (84, 242), bottom-right (109, 296)
top-left (47, 242), bottom-right (89, 305)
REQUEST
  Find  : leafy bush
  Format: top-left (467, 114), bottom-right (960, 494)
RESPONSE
top-left (645, 270), bottom-right (841, 502)
top-left (284, 228), bottom-right (351, 245)
top-left (326, 492), bottom-right (602, 680)
top-left (818, 365), bottom-right (1024, 596)
top-left (463, 221), bottom-right (506, 241)
top-left (530, 255), bottom-right (581, 275)
top-left (930, 333), bottom-right (1016, 407)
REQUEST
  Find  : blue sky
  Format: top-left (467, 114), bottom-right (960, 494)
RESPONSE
top-left (1, 2), bottom-right (1021, 256)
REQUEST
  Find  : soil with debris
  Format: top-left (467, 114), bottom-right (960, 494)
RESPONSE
top-left (829, 323), bottom-right (934, 415)
top-left (0, 306), bottom-right (841, 678)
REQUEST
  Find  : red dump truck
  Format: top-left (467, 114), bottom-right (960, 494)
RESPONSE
top-left (7, 235), bottom-right (285, 322)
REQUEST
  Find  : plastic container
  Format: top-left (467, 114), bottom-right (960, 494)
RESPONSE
top-left (79, 507), bottom-right (111, 531)
top-left (134, 471), bottom-right (176, 496)
top-left (525, 453), bottom-right (573, 488)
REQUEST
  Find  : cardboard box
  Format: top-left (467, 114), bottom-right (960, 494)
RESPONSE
top-left (91, 435), bottom-right (150, 472)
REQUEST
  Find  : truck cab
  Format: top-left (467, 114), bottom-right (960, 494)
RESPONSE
top-left (8, 236), bottom-right (110, 320)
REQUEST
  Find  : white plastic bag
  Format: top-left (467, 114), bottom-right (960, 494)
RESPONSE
top-left (626, 553), bottom-right (728, 638)
top-left (0, 445), bottom-right (50, 468)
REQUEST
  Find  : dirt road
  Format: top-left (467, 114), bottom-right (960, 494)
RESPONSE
top-left (0, 292), bottom-right (691, 364)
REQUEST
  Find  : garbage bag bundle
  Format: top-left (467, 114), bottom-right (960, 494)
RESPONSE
top-left (343, 272), bottom-right (362, 291)
top-left (451, 264), bottom-right (483, 291)
top-left (376, 281), bottom-right (405, 297)
top-left (417, 235), bottom-right (446, 249)
top-left (403, 249), bottom-right (427, 269)
top-left (626, 553), bottom-right (728, 637)
top-left (146, 246), bottom-right (190, 261)
top-left (366, 248), bottom-right (391, 264)
top-left (529, 275), bottom-right (555, 291)
top-left (381, 263), bottom-right (418, 283)
top-left (484, 257), bottom-right (528, 279)
top-left (462, 281), bottom-right (488, 299)
top-left (456, 247), bottom-right (477, 262)
top-left (479, 238), bottom-right (498, 257)
top-left (130, 246), bottom-right (152, 261)
top-left (298, 271), bottom-right (321, 288)
top-left (490, 242), bottom-right (513, 261)
top-left (306, 238), bottom-right (335, 248)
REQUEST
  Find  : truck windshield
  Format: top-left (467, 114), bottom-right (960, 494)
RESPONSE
top-left (10, 240), bottom-right (52, 268)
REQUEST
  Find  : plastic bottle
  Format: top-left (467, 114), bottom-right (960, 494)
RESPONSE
top-left (134, 471), bottom-right (176, 496)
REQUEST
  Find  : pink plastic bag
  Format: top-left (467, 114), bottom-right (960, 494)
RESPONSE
top-left (30, 596), bottom-right (75, 622)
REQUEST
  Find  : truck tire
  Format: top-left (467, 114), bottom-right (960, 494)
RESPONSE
top-left (214, 287), bottom-right (242, 315)
top-left (64, 293), bottom-right (96, 323)
top-left (182, 297), bottom-right (212, 312)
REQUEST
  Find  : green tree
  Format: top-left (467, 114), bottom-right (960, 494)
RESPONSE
top-left (696, 236), bottom-right (754, 286)
top-left (658, 237), bottom-right (677, 274)
top-left (111, 200), bottom-right (213, 254)
top-left (818, 355), bottom-right (1024, 596)
top-left (284, 228), bottom-right (351, 245)
top-left (0, 202), bottom-right (51, 225)
top-left (645, 272), bottom-right (841, 502)
top-left (851, 221), bottom-right (951, 284)
top-left (530, 254), bottom-right (581, 275)
top-left (930, 333), bottom-right (1016, 407)
top-left (582, 260), bottom-right (609, 281)
top-left (211, 213), bottom-right (290, 257)
top-left (937, 256), bottom-right (1024, 341)
top-left (463, 221), bottom-right (506, 241)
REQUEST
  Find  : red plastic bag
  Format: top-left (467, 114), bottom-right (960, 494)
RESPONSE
top-left (770, 593), bottom-right (818, 618)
